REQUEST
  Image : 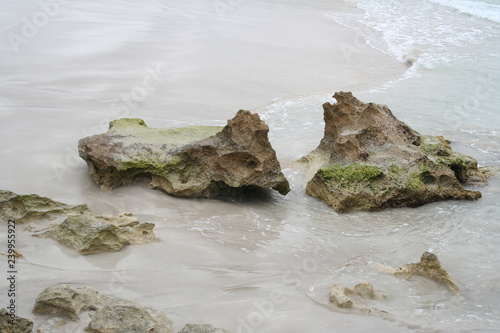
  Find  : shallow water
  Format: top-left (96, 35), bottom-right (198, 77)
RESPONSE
top-left (1, 0), bottom-right (499, 332)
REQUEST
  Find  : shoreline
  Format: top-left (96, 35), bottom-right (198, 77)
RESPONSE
top-left (2, 0), bottom-right (499, 332)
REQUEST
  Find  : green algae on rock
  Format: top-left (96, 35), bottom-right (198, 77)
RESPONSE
top-left (34, 212), bottom-right (158, 255)
top-left (300, 92), bottom-right (488, 213)
top-left (0, 190), bottom-right (158, 254)
top-left (78, 110), bottom-right (290, 198)
top-left (0, 190), bottom-right (89, 224)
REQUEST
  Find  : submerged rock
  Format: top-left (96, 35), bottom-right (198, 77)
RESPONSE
top-left (391, 252), bottom-right (461, 295)
top-left (300, 92), bottom-right (488, 212)
top-left (0, 190), bottom-right (89, 224)
top-left (34, 212), bottom-right (157, 255)
top-left (329, 282), bottom-right (387, 310)
top-left (178, 324), bottom-right (233, 333)
top-left (78, 110), bottom-right (290, 198)
top-left (344, 282), bottom-right (387, 300)
top-left (0, 308), bottom-right (33, 333)
top-left (328, 284), bottom-right (353, 308)
top-left (85, 305), bottom-right (173, 333)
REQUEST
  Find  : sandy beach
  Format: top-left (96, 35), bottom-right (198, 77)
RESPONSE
top-left (1, 0), bottom-right (499, 332)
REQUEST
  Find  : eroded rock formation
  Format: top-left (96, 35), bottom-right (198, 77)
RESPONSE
top-left (1, 190), bottom-right (157, 255)
top-left (78, 110), bottom-right (290, 198)
top-left (300, 92), bottom-right (488, 212)
top-left (34, 213), bottom-right (158, 255)
top-left (389, 252), bottom-right (461, 295)
top-left (32, 285), bottom-right (174, 332)
top-left (0, 190), bottom-right (88, 224)
top-left (343, 282), bottom-right (387, 300)
top-left (33, 285), bottom-right (105, 321)
top-left (328, 284), bottom-right (353, 308)
top-left (329, 282), bottom-right (386, 310)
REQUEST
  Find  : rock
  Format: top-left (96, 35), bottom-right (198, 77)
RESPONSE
top-left (85, 305), bottom-right (173, 333)
top-left (391, 252), bottom-right (461, 295)
top-left (34, 212), bottom-right (158, 255)
top-left (0, 190), bottom-right (89, 224)
top-left (178, 324), bottom-right (233, 333)
top-left (328, 284), bottom-right (353, 308)
top-left (0, 190), bottom-right (158, 255)
top-left (344, 282), bottom-right (387, 300)
top-left (78, 110), bottom-right (290, 198)
top-left (32, 285), bottom-right (102, 321)
top-left (480, 165), bottom-right (500, 178)
top-left (32, 285), bottom-right (173, 332)
top-left (300, 92), bottom-right (488, 212)
top-left (0, 308), bottom-right (33, 333)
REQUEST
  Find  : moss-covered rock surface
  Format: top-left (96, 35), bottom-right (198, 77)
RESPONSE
top-left (301, 92), bottom-right (488, 213)
top-left (1, 190), bottom-right (158, 255)
top-left (0, 190), bottom-right (89, 224)
top-left (78, 110), bottom-right (290, 198)
top-left (34, 212), bottom-right (158, 255)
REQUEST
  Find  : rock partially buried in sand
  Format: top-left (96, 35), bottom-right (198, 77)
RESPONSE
top-left (300, 92), bottom-right (488, 212)
top-left (328, 284), bottom-right (353, 308)
top-left (0, 308), bottom-right (33, 333)
top-left (34, 212), bottom-right (158, 255)
top-left (85, 305), bottom-right (173, 333)
top-left (391, 252), bottom-right (461, 295)
top-left (344, 282), bottom-right (387, 300)
top-left (32, 284), bottom-right (174, 333)
top-left (32, 285), bottom-right (103, 321)
top-left (0, 190), bottom-right (89, 224)
top-left (178, 324), bottom-right (233, 333)
top-left (78, 110), bottom-right (290, 198)
top-left (329, 282), bottom-right (387, 310)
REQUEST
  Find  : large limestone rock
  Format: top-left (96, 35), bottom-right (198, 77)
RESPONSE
top-left (0, 190), bottom-right (88, 224)
top-left (78, 110), bottom-right (290, 198)
top-left (300, 92), bottom-right (488, 212)
top-left (34, 213), bottom-right (158, 255)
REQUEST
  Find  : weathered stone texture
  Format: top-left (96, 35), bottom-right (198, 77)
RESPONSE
top-left (78, 110), bottom-right (290, 198)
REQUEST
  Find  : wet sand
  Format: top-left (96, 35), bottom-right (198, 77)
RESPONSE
top-left (0, 0), bottom-right (416, 332)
